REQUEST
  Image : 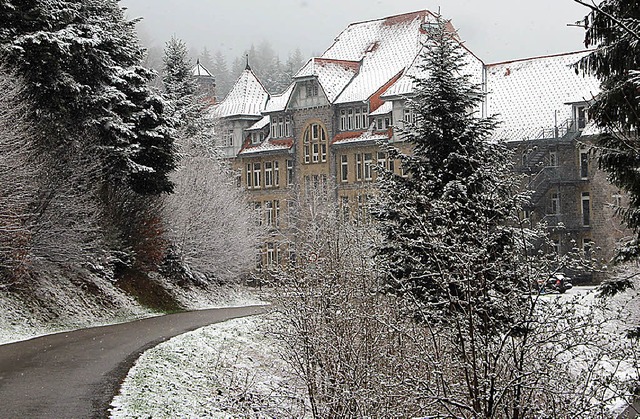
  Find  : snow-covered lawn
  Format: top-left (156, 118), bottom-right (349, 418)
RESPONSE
top-left (109, 313), bottom-right (310, 419)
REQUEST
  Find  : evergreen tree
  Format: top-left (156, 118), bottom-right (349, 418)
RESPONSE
top-left (198, 46), bottom-right (214, 72)
top-left (374, 19), bottom-right (527, 322)
top-left (577, 0), bottom-right (640, 262)
top-left (212, 50), bottom-right (231, 99)
top-left (163, 37), bottom-right (196, 103)
top-left (372, 18), bottom-right (551, 417)
top-left (0, 0), bottom-right (176, 194)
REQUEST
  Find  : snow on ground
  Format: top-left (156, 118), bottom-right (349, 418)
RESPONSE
top-left (0, 285), bottom-right (266, 346)
top-left (109, 313), bottom-right (311, 419)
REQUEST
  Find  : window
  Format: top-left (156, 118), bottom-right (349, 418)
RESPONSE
top-left (377, 116), bottom-right (391, 130)
top-left (303, 123), bottom-right (328, 164)
top-left (552, 240), bottom-right (560, 255)
top-left (356, 153), bottom-right (363, 181)
top-left (264, 161), bottom-right (273, 188)
top-left (551, 192), bottom-right (560, 215)
top-left (580, 149), bottom-right (589, 179)
top-left (285, 116), bottom-right (291, 137)
top-left (575, 104), bottom-right (587, 129)
top-left (403, 107), bottom-right (415, 124)
top-left (253, 162), bottom-right (261, 189)
top-left (224, 128), bottom-right (233, 147)
top-left (549, 151), bottom-right (558, 167)
top-left (274, 200), bottom-right (280, 227)
top-left (361, 107), bottom-right (368, 128)
top-left (340, 109), bottom-right (346, 131)
top-left (305, 80), bottom-right (318, 97)
top-left (355, 108), bottom-right (361, 129)
top-left (340, 155), bottom-right (348, 182)
top-left (246, 163), bottom-right (253, 189)
top-left (363, 153), bottom-right (373, 181)
top-left (254, 202), bottom-right (263, 226)
top-left (274, 161), bottom-right (280, 187)
top-left (277, 116), bottom-right (284, 138)
top-left (582, 192), bottom-right (590, 227)
top-left (347, 108), bottom-right (354, 130)
top-left (265, 200), bottom-right (273, 226)
top-left (267, 242), bottom-right (276, 266)
top-left (287, 160), bottom-right (294, 186)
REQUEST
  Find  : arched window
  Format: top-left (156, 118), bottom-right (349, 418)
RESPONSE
top-left (303, 122), bottom-right (328, 164)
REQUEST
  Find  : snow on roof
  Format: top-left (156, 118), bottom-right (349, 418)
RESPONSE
top-left (369, 101), bottom-right (392, 116)
top-left (238, 137), bottom-right (293, 156)
top-left (211, 68), bottom-right (269, 118)
top-left (323, 11), bottom-right (432, 105)
top-left (332, 130), bottom-right (390, 146)
top-left (485, 51), bottom-right (600, 141)
top-left (246, 115), bottom-right (270, 131)
top-left (192, 61), bottom-right (213, 77)
top-left (294, 58), bottom-right (360, 103)
top-left (382, 41), bottom-right (484, 99)
top-left (264, 83), bottom-right (295, 114)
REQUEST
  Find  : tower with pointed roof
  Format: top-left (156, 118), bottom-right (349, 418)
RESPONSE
top-left (210, 64), bottom-right (269, 158)
top-left (191, 59), bottom-right (216, 100)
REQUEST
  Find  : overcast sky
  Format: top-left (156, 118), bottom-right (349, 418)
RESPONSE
top-left (120, 0), bottom-right (590, 64)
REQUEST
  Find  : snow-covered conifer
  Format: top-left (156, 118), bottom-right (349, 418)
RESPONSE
top-left (577, 0), bottom-right (640, 262)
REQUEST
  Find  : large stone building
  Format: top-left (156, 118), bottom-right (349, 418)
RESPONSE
top-left (210, 10), bottom-right (629, 270)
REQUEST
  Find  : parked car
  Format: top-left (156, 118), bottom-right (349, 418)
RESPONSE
top-left (535, 273), bottom-right (573, 294)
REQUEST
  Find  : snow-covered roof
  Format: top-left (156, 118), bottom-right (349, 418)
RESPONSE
top-left (192, 61), bottom-right (213, 78)
top-left (239, 137), bottom-right (293, 156)
top-left (321, 11), bottom-right (434, 105)
top-left (246, 115), bottom-right (270, 131)
top-left (332, 130), bottom-right (390, 146)
top-left (382, 40), bottom-right (484, 99)
top-left (485, 51), bottom-right (600, 141)
top-left (264, 83), bottom-right (294, 114)
top-left (369, 101), bottom-right (392, 116)
top-left (294, 58), bottom-right (360, 103)
top-left (211, 67), bottom-right (269, 119)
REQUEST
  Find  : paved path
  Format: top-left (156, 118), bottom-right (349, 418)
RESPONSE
top-left (0, 305), bottom-right (268, 419)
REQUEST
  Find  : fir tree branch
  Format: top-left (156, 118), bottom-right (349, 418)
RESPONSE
top-left (573, 0), bottom-right (640, 43)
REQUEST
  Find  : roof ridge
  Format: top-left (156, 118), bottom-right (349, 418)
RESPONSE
top-left (486, 49), bottom-right (593, 67)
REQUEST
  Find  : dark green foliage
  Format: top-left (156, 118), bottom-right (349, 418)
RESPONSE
top-left (578, 0), bottom-right (640, 260)
top-left (0, 0), bottom-right (175, 194)
top-left (373, 19), bottom-right (527, 331)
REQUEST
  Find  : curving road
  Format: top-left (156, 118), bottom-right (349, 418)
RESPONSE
top-left (0, 305), bottom-right (268, 419)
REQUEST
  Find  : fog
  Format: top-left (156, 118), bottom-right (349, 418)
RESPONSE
top-left (120, 0), bottom-right (590, 65)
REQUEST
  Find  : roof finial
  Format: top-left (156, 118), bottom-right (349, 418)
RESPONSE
top-left (245, 54), bottom-right (251, 71)
top-left (197, 58), bottom-right (200, 65)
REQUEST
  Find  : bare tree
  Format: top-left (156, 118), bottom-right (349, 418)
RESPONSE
top-left (162, 136), bottom-right (259, 283)
top-left (0, 68), bottom-right (38, 281)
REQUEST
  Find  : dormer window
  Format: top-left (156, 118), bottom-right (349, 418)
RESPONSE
top-left (270, 114), bottom-right (291, 138)
top-left (305, 80), bottom-right (319, 97)
top-left (339, 106), bottom-right (368, 131)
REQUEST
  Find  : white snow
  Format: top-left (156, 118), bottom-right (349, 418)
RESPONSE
top-left (109, 313), bottom-right (310, 419)
top-left (485, 51), bottom-right (600, 141)
top-left (211, 68), bottom-right (269, 118)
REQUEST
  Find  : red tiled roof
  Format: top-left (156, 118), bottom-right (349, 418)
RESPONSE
top-left (314, 58), bottom-right (361, 72)
top-left (331, 131), bottom-right (366, 145)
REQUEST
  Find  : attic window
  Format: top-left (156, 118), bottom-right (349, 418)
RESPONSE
top-left (365, 41), bottom-right (379, 53)
top-left (305, 80), bottom-right (319, 97)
